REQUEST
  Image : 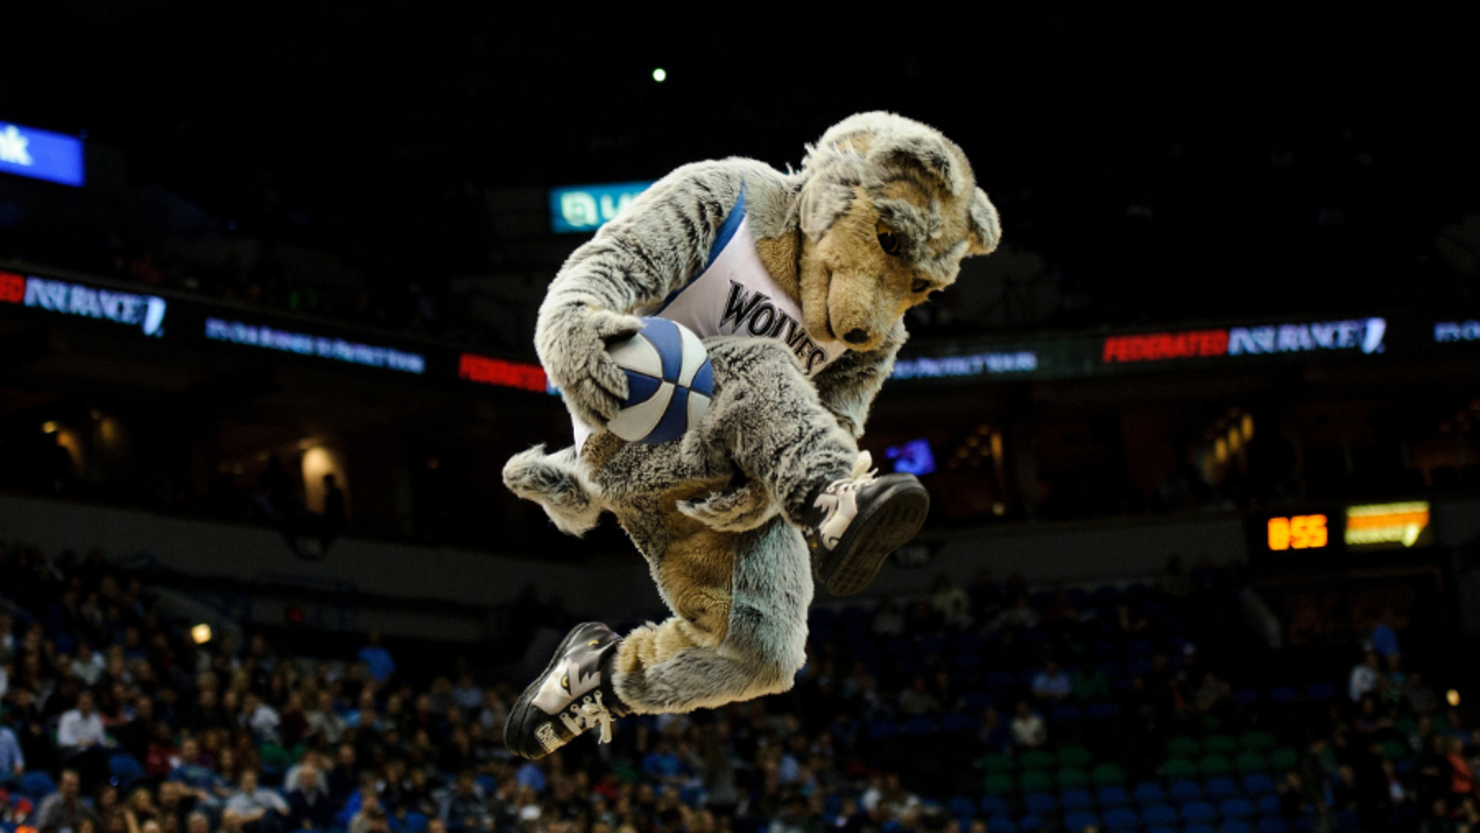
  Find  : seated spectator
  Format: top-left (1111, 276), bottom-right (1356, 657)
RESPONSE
top-left (1031, 660), bottom-right (1072, 703)
top-left (36, 769), bottom-right (99, 833)
top-left (224, 771), bottom-right (289, 833)
top-left (168, 738), bottom-right (229, 803)
top-left (0, 723), bottom-right (23, 781)
top-left (897, 676), bottom-right (941, 716)
top-left (1010, 701), bottom-right (1047, 749)
top-left (1350, 650), bottom-right (1383, 702)
top-left (1371, 609), bottom-right (1401, 660)
top-left (58, 690), bottom-right (108, 752)
top-left (929, 575), bottom-right (971, 630)
top-left (357, 633), bottom-right (395, 685)
top-left (437, 771), bottom-right (490, 833)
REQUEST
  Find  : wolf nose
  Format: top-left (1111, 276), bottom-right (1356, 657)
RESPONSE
top-left (844, 328), bottom-right (870, 345)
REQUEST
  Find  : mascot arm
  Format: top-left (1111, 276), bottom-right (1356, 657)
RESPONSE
top-left (535, 162), bottom-right (749, 429)
top-left (814, 321), bottom-right (907, 439)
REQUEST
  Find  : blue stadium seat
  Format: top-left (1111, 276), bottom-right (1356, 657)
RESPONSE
top-left (1243, 774), bottom-right (1275, 796)
top-left (986, 817), bottom-right (1017, 833)
top-left (1146, 828), bottom-right (1178, 833)
top-left (1256, 795), bottom-right (1283, 816)
top-left (1063, 812), bottom-right (1099, 832)
top-left (1185, 825), bottom-right (1217, 833)
top-left (1060, 790), bottom-right (1094, 813)
top-left (1142, 806), bottom-right (1179, 827)
top-left (1305, 682), bottom-right (1337, 703)
top-left (980, 796), bottom-right (1011, 818)
top-left (1015, 815), bottom-right (1042, 833)
top-left (20, 772), bottom-right (55, 798)
top-left (949, 798), bottom-right (976, 819)
top-left (108, 754), bottom-right (145, 785)
top-left (1258, 820), bottom-right (1290, 833)
top-left (403, 813), bottom-right (428, 833)
top-left (1024, 792), bottom-right (1056, 816)
top-left (1097, 786), bottom-right (1131, 809)
top-left (1170, 779), bottom-right (1203, 803)
top-left (1103, 808), bottom-right (1139, 831)
top-left (1206, 776), bottom-right (1240, 800)
top-left (1134, 781), bottom-right (1169, 807)
top-left (1221, 823), bottom-right (1254, 833)
top-left (1220, 799), bottom-right (1256, 820)
top-left (1182, 802), bottom-right (1218, 824)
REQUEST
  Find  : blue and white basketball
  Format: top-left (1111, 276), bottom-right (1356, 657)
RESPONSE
top-left (607, 318), bottom-right (714, 444)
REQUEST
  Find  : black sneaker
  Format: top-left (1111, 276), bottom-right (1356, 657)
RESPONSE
top-left (804, 451), bottom-right (930, 596)
top-left (505, 622), bottom-right (628, 760)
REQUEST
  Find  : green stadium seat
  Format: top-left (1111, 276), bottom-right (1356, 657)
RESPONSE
top-left (1167, 736), bottom-right (1201, 758)
top-left (984, 773), bottom-right (1015, 795)
top-left (1268, 748), bottom-right (1299, 771)
top-left (1058, 746), bottom-right (1093, 769)
top-left (1021, 770), bottom-right (1053, 793)
top-left (1235, 752), bottom-right (1268, 774)
top-left (1165, 757), bottom-right (1199, 780)
top-left (1239, 731), bottom-right (1276, 752)
top-left (1204, 734), bottom-right (1238, 755)
top-left (1092, 763), bottom-right (1126, 787)
top-left (1021, 749), bottom-right (1056, 771)
top-left (1056, 768), bottom-right (1090, 790)
top-left (982, 753), bottom-right (1015, 775)
top-left (1199, 754), bottom-right (1233, 776)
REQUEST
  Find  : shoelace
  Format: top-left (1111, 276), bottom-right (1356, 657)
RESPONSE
top-left (560, 690), bottom-right (617, 744)
top-left (837, 450), bottom-right (878, 491)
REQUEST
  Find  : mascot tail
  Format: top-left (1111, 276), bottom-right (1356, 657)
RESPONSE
top-left (502, 445), bottom-right (603, 536)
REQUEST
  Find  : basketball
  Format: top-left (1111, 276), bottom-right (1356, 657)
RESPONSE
top-left (606, 317), bottom-right (714, 444)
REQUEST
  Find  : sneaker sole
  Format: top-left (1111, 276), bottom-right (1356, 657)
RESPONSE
top-left (816, 479), bottom-right (930, 596)
top-left (506, 622), bottom-right (602, 760)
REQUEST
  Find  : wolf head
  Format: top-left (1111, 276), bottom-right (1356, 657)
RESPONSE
top-left (795, 112), bottom-right (1000, 352)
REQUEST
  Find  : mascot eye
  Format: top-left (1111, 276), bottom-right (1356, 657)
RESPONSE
top-left (912, 279), bottom-right (931, 294)
top-left (877, 231), bottom-right (901, 255)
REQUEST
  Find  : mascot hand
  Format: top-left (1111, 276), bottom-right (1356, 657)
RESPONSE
top-left (539, 305), bottom-right (645, 429)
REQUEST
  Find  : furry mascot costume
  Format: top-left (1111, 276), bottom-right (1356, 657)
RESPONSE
top-left (503, 112), bottom-right (1000, 759)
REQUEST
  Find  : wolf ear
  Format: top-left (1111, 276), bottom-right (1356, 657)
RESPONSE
top-left (966, 187), bottom-right (1001, 256)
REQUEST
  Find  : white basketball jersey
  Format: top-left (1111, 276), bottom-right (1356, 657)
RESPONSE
top-left (571, 186), bottom-right (846, 448)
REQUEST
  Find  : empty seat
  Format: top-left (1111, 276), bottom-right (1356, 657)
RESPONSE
top-left (1220, 798), bottom-right (1256, 819)
top-left (1182, 802), bottom-right (1218, 824)
top-left (1243, 773), bottom-right (1275, 796)
top-left (1206, 777), bottom-right (1240, 800)
top-left (1103, 808), bottom-right (1139, 831)
top-left (1142, 806), bottom-right (1179, 828)
top-left (1205, 734), bottom-right (1239, 755)
top-left (1240, 731), bottom-right (1276, 752)
top-left (1056, 768), bottom-right (1089, 791)
top-left (1134, 781), bottom-right (1169, 807)
top-left (1200, 753), bottom-right (1233, 776)
top-left (1092, 763), bottom-right (1126, 787)
top-left (1024, 792), bottom-right (1056, 816)
top-left (1059, 790), bottom-right (1094, 813)
top-left (979, 796), bottom-right (1011, 818)
top-left (1097, 786), bottom-right (1131, 809)
top-left (1063, 813), bottom-right (1100, 833)
top-left (1170, 780), bottom-right (1203, 803)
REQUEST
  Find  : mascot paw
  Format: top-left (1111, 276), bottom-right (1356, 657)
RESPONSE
top-left (539, 306), bottom-right (645, 429)
top-left (677, 483), bottom-right (780, 532)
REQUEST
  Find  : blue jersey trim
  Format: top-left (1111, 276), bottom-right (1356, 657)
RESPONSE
top-left (654, 181), bottom-right (746, 315)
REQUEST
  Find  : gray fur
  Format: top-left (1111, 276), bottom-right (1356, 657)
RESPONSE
top-left (613, 516), bottom-right (812, 714)
top-left (676, 482), bottom-right (778, 533)
top-left (502, 445), bottom-right (601, 536)
top-left (970, 187), bottom-right (1002, 254)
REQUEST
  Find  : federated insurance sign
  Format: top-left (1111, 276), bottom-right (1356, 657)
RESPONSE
top-left (0, 121), bottom-right (86, 187)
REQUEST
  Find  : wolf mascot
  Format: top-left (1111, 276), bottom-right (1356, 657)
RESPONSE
top-left (503, 112), bottom-right (1000, 759)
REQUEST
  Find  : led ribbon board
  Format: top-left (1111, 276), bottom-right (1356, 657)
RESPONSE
top-left (1103, 318), bottom-right (1388, 364)
top-left (457, 353), bottom-right (547, 392)
top-left (549, 181), bottom-right (655, 233)
top-left (1345, 501), bottom-right (1433, 550)
top-left (205, 317), bottom-right (426, 374)
top-left (0, 271), bottom-right (166, 335)
top-left (0, 121), bottom-right (86, 187)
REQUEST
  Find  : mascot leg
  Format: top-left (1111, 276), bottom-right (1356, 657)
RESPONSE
top-left (612, 516), bottom-right (811, 714)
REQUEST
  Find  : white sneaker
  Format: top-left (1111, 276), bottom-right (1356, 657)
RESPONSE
top-left (505, 622), bottom-right (627, 759)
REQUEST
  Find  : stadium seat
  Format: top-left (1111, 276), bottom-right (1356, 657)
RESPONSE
top-left (1268, 748), bottom-right (1299, 771)
top-left (1305, 682), bottom-right (1337, 702)
top-left (982, 753), bottom-right (1015, 775)
top-left (1056, 768), bottom-right (1089, 791)
top-left (1142, 806), bottom-right (1179, 828)
top-left (1199, 753), bottom-right (1233, 776)
top-left (1221, 822), bottom-right (1254, 833)
top-left (1182, 802), bottom-right (1218, 824)
top-left (986, 818), bottom-right (1017, 833)
top-left (984, 774), bottom-right (1015, 796)
top-left (1165, 757), bottom-right (1199, 780)
top-left (20, 772), bottom-right (56, 798)
top-left (1024, 793), bottom-right (1056, 816)
top-left (404, 813), bottom-right (428, 833)
top-left (1205, 734), bottom-right (1238, 755)
top-left (1091, 763), bottom-right (1126, 787)
top-left (1221, 798), bottom-right (1256, 819)
top-left (1097, 786), bottom-right (1131, 809)
top-left (1235, 751), bottom-right (1268, 774)
top-left (1103, 808), bottom-right (1139, 832)
top-left (1239, 731), bottom-right (1276, 752)
top-left (1015, 815), bottom-right (1043, 833)
top-left (1021, 749), bottom-right (1056, 770)
top-left (1256, 795), bottom-right (1283, 816)
top-left (1058, 746), bottom-right (1093, 768)
top-left (1063, 813), bottom-right (1100, 833)
top-left (1167, 735), bottom-right (1201, 758)
top-left (949, 798), bottom-right (976, 819)
top-left (980, 796), bottom-right (1011, 818)
top-left (1170, 780), bottom-right (1204, 803)
top-left (1258, 819), bottom-right (1290, 833)
top-left (1020, 771), bottom-right (1053, 794)
top-left (108, 754), bottom-right (145, 787)
top-left (1146, 828), bottom-right (1178, 833)
top-left (1243, 773), bottom-right (1276, 796)
top-left (1185, 825), bottom-right (1217, 833)
top-left (1133, 781), bottom-right (1168, 807)
top-left (1205, 776), bottom-right (1239, 800)
top-left (1059, 790), bottom-right (1094, 813)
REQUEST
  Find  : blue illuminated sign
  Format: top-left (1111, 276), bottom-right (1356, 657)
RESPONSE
top-left (205, 317), bottom-right (426, 374)
top-left (892, 351), bottom-right (1039, 380)
top-left (549, 181), bottom-right (654, 233)
top-left (0, 121), bottom-right (86, 187)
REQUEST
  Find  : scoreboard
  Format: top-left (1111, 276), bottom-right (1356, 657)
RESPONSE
top-left (1254, 501), bottom-right (1434, 557)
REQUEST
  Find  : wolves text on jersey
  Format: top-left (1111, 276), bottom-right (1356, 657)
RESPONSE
top-left (719, 280), bottom-right (831, 373)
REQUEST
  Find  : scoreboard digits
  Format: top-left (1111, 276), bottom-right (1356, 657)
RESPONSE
top-left (1266, 514), bottom-right (1329, 551)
